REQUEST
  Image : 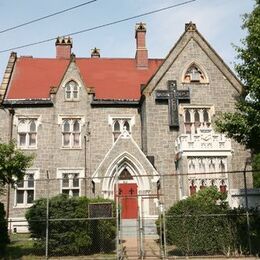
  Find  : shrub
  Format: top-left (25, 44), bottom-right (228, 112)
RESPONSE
top-left (162, 187), bottom-right (260, 256)
top-left (0, 202), bottom-right (9, 256)
top-left (26, 194), bottom-right (115, 256)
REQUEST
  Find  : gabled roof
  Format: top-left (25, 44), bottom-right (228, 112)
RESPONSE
top-left (142, 22), bottom-right (243, 96)
top-left (4, 56), bottom-right (163, 101)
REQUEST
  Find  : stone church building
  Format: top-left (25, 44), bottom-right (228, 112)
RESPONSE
top-left (0, 22), bottom-right (250, 229)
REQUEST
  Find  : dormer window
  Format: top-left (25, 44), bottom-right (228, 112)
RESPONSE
top-left (183, 63), bottom-right (208, 83)
top-left (65, 80), bottom-right (79, 101)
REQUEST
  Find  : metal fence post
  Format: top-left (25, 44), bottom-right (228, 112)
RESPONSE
top-left (45, 171), bottom-right (50, 259)
top-left (243, 160), bottom-right (252, 255)
top-left (115, 164), bottom-right (120, 260)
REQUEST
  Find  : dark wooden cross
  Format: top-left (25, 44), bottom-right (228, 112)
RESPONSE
top-left (155, 80), bottom-right (190, 127)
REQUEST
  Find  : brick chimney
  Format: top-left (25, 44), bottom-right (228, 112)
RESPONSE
top-left (135, 23), bottom-right (148, 69)
top-left (55, 36), bottom-right (72, 59)
top-left (91, 47), bottom-right (100, 58)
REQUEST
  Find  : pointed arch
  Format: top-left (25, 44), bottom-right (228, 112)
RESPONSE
top-left (182, 61), bottom-right (209, 84)
top-left (100, 152), bottom-right (152, 199)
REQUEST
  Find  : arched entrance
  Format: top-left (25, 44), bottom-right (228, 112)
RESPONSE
top-left (99, 152), bottom-right (153, 218)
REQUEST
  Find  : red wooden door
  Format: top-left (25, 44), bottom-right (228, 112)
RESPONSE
top-left (118, 183), bottom-right (138, 219)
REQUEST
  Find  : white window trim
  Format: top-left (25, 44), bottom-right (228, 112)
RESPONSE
top-left (57, 168), bottom-right (84, 197)
top-left (108, 115), bottom-right (135, 142)
top-left (14, 115), bottom-right (41, 150)
top-left (14, 169), bottom-right (40, 208)
top-left (58, 115), bottom-right (85, 149)
top-left (63, 79), bottom-right (81, 101)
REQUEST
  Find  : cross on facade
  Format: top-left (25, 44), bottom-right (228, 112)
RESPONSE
top-left (155, 80), bottom-right (190, 127)
top-left (129, 188), bottom-right (134, 195)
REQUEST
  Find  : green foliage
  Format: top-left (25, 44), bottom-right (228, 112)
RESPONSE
top-left (163, 187), bottom-right (260, 256)
top-left (0, 140), bottom-right (34, 187)
top-left (252, 153), bottom-right (260, 187)
top-left (26, 194), bottom-right (116, 256)
top-left (0, 202), bottom-right (9, 256)
top-left (215, 1), bottom-right (260, 155)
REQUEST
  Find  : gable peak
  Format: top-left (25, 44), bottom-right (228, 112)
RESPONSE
top-left (185, 21), bottom-right (197, 32)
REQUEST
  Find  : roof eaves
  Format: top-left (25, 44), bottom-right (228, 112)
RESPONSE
top-left (3, 99), bottom-right (53, 107)
top-left (91, 98), bottom-right (139, 107)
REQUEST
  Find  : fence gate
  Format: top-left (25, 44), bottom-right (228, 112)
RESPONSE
top-left (138, 194), bottom-right (166, 259)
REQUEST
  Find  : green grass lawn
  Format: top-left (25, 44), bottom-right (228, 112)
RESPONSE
top-left (4, 233), bottom-right (116, 259)
top-left (4, 233), bottom-right (42, 259)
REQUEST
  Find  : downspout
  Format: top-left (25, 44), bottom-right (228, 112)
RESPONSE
top-left (6, 108), bottom-right (15, 223)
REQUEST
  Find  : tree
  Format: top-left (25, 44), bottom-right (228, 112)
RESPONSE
top-left (215, 1), bottom-right (260, 186)
top-left (0, 140), bottom-right (34, 186)
top-left (0, 202), bottom-right (9, 256)
top-left (0, 140), bottom-right (34, 219)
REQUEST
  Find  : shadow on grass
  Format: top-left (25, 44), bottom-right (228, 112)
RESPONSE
top-left (4, 233), bottom-right (42, 260)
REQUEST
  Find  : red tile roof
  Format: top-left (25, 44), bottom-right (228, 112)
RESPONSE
top-left (6, 58), bottom-right (70, 99)
top-left (6, 57), bottom-right (163, 100)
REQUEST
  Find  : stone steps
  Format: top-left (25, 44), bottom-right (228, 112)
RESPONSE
top-left (120, 219), bottom-right (158, 238)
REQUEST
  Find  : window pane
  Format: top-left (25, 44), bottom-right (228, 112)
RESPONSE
top-left (73, 91), bottom-right (78, 99)
top-left (69, 81), bottom-right (76, 88)
top-left (66, 91), bottom-right (71, 99)
top-left (30, 120), bottom-right (36, 132)
top-left (185, 110), bottom-right (191, 122)
top-left (194, 110), bottom-right (200, 122)
top-left (73, 133), bottom-right (80, 147)
top-left (114, 132), bottom-right (120, 142)
top-left (63, 133), bottom-right (70, 146)
top-left (17, 180), bottom-right (24, 188)
top-left (114, 121), bottom-right (120, 131)
top-left (29, 133), bottom-right (36, 146)
top-left (73, 120), bottom-right (80, 132)
top-left (62, 174), bottom-right (69, 187)
top-left (28, 174), bottom-right (34, 188)
top-left (203, 109), bottom-right (209, 122)
top-left (63, 121), bottom-right (70, 132)
top-left (123, 121), bottom-right (130, 131)
top-left (62, 189), bottom-right (70, 195)
top-left (18, 120), bottom-right (27, 132)
top-left (72, 189), bottom-right (79, 197)
top-left (19, 134), bottom-right (26, 147)
top-left (73, 174), bottom-right (79, 187)
top-left (27, 190), bottom-right (34, 203)
top-left (17, 190), bottom-right (24, 204)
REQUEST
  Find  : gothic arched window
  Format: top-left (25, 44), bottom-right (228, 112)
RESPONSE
top-left (183, 64), bottom-right (207, 83)
top-left (65, 80), bottom-right (79, 101)
top-left (62, 119), bottom-right (81, 148)
top-left (184, 110), bottom-right (191, 134)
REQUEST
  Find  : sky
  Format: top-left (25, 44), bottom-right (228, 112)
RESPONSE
top-left (0, 0), bottom-right (255, 80)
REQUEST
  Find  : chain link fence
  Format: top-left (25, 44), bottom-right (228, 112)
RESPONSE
top-left (2, 170), bottom-right (260, 259)
top-left (4, 218), bottom-right (117, 259)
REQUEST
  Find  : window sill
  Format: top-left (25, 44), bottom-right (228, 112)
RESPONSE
top-left (64, 100), bottom-right (80, 102)
top-left (60, 147), bottom-right (82, 150)
top-left (18, 147), bottom-right (37, 150)
top-left (13, 204), bottom-right (33, 209)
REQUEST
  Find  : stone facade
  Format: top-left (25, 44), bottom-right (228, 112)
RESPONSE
top-left (0, 22), bottom-right (251, 230)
